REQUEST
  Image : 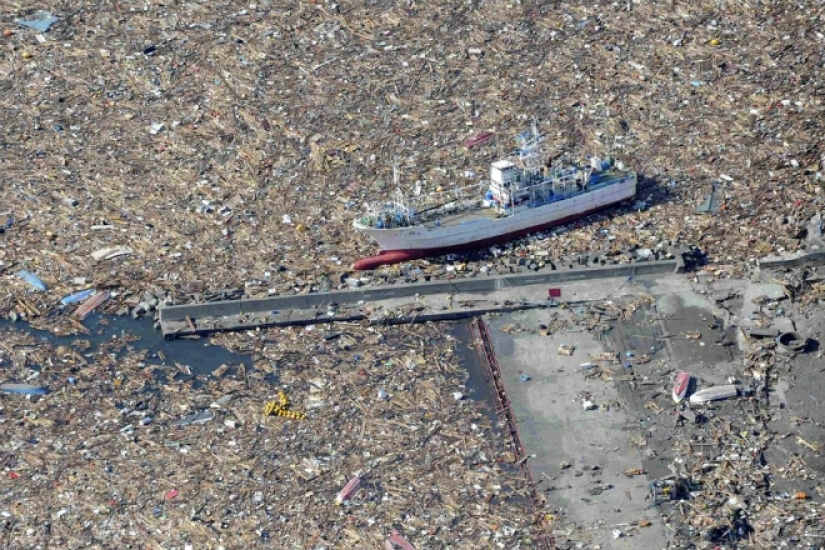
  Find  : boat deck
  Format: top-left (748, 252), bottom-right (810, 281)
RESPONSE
top-left (419, 171), bottom-right (634, 229)
top-left (429, 207), bottom-right (501, 228)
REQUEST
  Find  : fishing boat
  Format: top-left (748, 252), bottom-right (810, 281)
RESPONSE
top-left (672, 371), bottom-right (691, 403)
top-left (689, 385), bottom-right (738, 404)
top-left (353, 125), bottom-right (637, 270)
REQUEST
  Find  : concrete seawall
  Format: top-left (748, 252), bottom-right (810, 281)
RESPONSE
top-left (159, 259), bottom-right (678, 323)
top-left (758, 250), bottom-right (825, 269)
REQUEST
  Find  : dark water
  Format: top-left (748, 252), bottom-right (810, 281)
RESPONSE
top-left (451, 320), bottom-right (499, 426)
top-left (451, 320), bottom-right (529, 491)
top-left (0, 314), bottom-right (253, 376)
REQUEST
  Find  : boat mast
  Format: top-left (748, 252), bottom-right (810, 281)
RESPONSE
top-left (603, 103), bottom-right (611, 159)
top-left (387, 156), bottom-right (414, 227)
top-left (517, 119), bottom-right (545, 213)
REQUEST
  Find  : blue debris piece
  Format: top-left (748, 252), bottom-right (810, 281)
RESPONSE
top-left (0, 217), bottom-right (12, 233)
top-left (0, 383), bottom-right (47, 396)
top-left (696, 182), bottom-right (722, 214)
top-left (519, 374), bottom-right (531, 382)
top-left (16, 12), bottom-right (59, 33)
top-left (15, 269), bottom-right (47, 291)
top-left (60, 288), bottom-right (95, 306)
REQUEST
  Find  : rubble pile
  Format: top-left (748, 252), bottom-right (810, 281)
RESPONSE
top-left (1, 0), bottom-right (824, 309)
top-left (1, 0), bottom-right (824, 548)
top-left (0, 322), bottom-right (539, 548)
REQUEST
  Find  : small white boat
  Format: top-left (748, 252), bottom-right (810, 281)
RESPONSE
top-left (689, 385), bottom-right (738, 404)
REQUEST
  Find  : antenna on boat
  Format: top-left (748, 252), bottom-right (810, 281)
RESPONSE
top-left (604, 104), bottom-right (612, 158)
top-left (390, 151), bottom-right (400, 189)
top-left (516, 118), bottom-right (544, 175)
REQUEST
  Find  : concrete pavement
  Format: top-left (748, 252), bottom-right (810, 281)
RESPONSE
top-left (487, 308), bottom-right (670, 550)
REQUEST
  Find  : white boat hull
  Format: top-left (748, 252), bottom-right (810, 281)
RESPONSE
top-left (689, 385), bottom-right (739, 404)
top-left (355, 175), bottom-right (636, 252)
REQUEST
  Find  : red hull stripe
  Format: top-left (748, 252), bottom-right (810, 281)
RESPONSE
top-left (353, 204), bottom-right (615, 271)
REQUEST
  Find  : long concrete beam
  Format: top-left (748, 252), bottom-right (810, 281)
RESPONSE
top-left (159, 259), bottom-right (678, 322)
top-left (758, 250), bottom-right (825, 269)
top-left (160, 301), bottom-right (556, 339)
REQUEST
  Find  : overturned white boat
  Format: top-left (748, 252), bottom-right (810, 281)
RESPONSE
top-left (689, 384), bottom-right (738, 404)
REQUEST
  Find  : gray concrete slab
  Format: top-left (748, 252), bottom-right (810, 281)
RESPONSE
top-left (158, 260), bottom-right (679, 322)
top-left (477, 274), bottom-right (754, 549)
top-left (487, 310), bottom-right (670, 550)
top-left (472, 269), bottom-right (825, 549)
top-left (160, 273), bottom-right (667, 338)
top-left (759, 249), bottom-right (825, 269)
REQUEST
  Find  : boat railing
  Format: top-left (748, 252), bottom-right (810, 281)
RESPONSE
top-left (358, 197), bottom-right (419, 229)
top-left (494, 171), bottom-right (635, 212)
top-left (414, 182), bottom-right (486, 208)
top-left (357, 170), bottom-right (635, 228)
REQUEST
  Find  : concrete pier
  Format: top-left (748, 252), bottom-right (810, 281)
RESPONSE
top-left (159, 260), bottom-right (678, 338)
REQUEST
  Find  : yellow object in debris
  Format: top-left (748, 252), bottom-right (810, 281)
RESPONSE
top-left (278, 390), bottom-right (289, 407)
top-left (272, 408), bottom-right (305, 420)
top-left (264, 401), bottom-right (282, 416)
top-left (264, 390), bottom-right (306, 421)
